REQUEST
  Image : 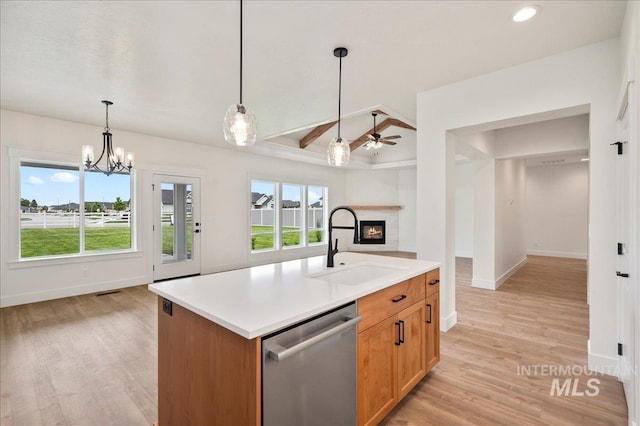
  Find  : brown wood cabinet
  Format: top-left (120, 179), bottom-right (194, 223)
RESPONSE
top-left (156, 267), bottom-right (440, 426)
top-left (425, 269), bottom-right (440, 372)
top-left (356, 271), bottom-right (439, 426)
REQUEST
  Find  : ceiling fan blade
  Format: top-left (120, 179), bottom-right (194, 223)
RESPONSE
top-left (380, 140), bottom-right (397, 145)
top-left (381, 135), bottom-right (401, 140)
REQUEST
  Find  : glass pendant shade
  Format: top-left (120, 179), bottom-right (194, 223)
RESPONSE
top-left (327, 137), bottom-right (350, 167)
top-left (224, 103), bottom-right (257, 146)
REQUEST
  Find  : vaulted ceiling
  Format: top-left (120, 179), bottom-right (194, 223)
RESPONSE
top-left (0, 1), bottom-right (627, 166)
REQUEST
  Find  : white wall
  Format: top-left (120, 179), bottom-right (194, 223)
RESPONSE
top-left (343, 168), bottom-right (418, 252)
top-left (494, 114), bottom-right (589, 158)
top-left (416, 38), bottom-right (620, 372)
top-left (526, 162), bottom-right (589, 259)
top-left (454, 162), bottom-right (473, 258)
top-left (398, 168), bottom-right (417, 252)
top-left (494, 158), bottom-right (527, 286)
top-left (0, 110), bottom-right (347, 306)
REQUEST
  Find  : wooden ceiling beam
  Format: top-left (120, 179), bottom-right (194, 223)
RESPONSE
top-left (386, 118), bottom-right (416, 131)
top-left (349, 118), bottom-right (394, 151)
top-left (349, 117), bottom-right (416, 152)
top-left (299, 121), bottom-right (338, 149)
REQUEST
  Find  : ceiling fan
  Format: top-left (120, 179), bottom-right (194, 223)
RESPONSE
top-left (364, 112), bottom-right (401, 150)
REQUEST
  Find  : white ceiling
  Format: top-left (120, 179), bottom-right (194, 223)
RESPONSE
top-left (0, 1), bottom-right (627, 166)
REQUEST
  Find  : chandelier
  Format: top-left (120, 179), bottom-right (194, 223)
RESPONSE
top-left (82, 100), bottom-right (133, 175)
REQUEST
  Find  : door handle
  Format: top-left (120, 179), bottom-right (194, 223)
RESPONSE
top-left (268, 315), bottom-right (361, 361)
top-left (616, 271), bottom-right (629, 278)
top-left (429, 279), bottom-right (440, 286)
top-left (395, 322), bottom-right (401, 346)
top-left (194, 229), bottom-right (200, 233)
top-left (399, 320), bottom-right (405, 344)
top-left (426, 304), bottom-right (432, 324)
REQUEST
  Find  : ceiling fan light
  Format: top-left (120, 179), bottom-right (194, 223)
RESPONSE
top-left (327, 137), bottom-right (350, 166)
top-left (223, 103), bottom-right (257, 146)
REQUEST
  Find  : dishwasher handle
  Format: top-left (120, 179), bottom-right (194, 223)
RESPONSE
top-left (268, 315), bottom-right (362, 362)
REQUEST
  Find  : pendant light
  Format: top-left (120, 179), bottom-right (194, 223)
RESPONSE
top-left (82, 100), bottom-right (133, 176)
top-left (223, 0), bottom-right (257, 146)
top-left (327, 47), bottom-right (350, 166)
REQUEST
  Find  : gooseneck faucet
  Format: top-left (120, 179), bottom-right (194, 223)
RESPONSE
top-left (327, 206), bottom-right (360, 267)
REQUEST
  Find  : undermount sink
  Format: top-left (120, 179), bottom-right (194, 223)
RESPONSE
top-left (307, 263), bottom-right (407, 286)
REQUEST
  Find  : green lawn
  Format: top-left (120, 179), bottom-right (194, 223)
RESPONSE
top-left (21, 225), bottom-right (321, 257)
top-left (21, 227), bottom-right (131, 258)
top-left (251, 226), bottom-right (323, 250)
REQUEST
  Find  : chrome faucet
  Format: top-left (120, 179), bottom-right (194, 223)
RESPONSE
top-left (327, 206), bottom-right (360, 267)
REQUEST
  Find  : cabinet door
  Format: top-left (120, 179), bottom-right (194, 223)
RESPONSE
top-left (396, 301), bottom-right (426, 399)
top-left (357, 315), bottom-right (398, 426)
top-left (425, 291), bottom-right (440, 372)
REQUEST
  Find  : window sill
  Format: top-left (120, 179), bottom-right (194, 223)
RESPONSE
top-left (8, 250), bottom-right (144, 270)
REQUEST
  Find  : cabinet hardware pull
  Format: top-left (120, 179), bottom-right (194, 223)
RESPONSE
top-left (392, 294), bottom-right (407, 303)
top-left (395, 322), bottom-right (401, 346)
top-left (616, 271), bottom-right (630, 278)
top-left (429, 279), bottom-right (439, 285)
top-left (426, 304), bottom-right (432, 324)
top-left (399, 320), bottom-right (405, 344)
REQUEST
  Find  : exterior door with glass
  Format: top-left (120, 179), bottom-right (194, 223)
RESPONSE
top-left (153, 174), bottom-right (201, 281)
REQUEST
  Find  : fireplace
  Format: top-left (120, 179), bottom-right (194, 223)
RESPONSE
top-left (359, 220), bottom-right (386, 244)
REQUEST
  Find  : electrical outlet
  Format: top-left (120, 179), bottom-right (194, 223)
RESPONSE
top-left (162, 298), bottom-right (172, 316)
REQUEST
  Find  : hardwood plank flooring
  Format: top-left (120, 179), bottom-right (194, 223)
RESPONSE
top-left (0, 286), bottom-right (158, 426)
top-left (382, 256), bottom-right (628, 425)
top-left (0, 255), bottom-right (628, 425)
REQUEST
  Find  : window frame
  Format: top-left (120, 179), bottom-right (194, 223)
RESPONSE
top-left (249, 178), bottom-right (327, 254)
top-left (10, 147), bottom-right (138, 264)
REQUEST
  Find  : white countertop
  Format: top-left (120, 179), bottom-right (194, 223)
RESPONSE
top-left (148, 252), bottom-right (440, 339)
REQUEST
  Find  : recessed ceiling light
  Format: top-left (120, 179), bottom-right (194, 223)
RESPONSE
top-left (512, 6), bottom-right (539, 23)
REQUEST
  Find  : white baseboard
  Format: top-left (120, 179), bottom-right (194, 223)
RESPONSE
top-left (587, 340), bottom-right (619, 377)
top-left (0, 276), bottom-right (148, 307)
top-left (441, 310), bottom-right (457, 332)
top-left (455, 250), bottom-right (473, 258)
top-left (496, 257), bottom-right (528, 289)
top-left (472, 278), bottom-right (496, 290)
top-left (472, 257), bottom-right (528, 290)
top-left (526, 249), bottom-right (587, 259)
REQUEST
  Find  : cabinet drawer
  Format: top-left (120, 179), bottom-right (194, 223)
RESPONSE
top-left (426, 268), bottom-right (440, 297)
top-left (357, 274), bottom-right (426, 333)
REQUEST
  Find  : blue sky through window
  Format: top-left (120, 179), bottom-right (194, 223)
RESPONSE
top-left (21, 165), bottom-right (131, 207)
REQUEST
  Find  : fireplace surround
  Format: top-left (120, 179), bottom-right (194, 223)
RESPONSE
top-left (359, 220), bottom-right (386, 244)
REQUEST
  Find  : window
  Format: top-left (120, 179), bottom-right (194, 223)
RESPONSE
top-left (250, 180), bottom-right (326, 252)
top-left (251, 181), bottom-right (276, 251)
top-left (282, 184), bottom-right (302, 247)
top-left (307, 186), bottom-right (325, 244)
top-left (20, 161), bottom-right (134, 259)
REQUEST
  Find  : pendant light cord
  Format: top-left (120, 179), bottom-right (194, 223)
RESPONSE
top-left (240, 0), bottom-right (243, 105)
top-left (337, 55), bottom-right (342, 138)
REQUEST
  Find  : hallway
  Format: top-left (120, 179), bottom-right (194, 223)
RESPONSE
top-left (383, 256), bottom-right (628, 425)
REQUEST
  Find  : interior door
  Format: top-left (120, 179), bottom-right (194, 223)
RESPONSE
top-left (153, 174), bottom-right (201, 281)
top-left (616, 91), bottom-right (635, 419)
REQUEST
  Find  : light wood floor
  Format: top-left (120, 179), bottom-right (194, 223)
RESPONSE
top-left (382, 256), bottom-right (628, 425)
top-left (0, 256), bottom-right (628, 425)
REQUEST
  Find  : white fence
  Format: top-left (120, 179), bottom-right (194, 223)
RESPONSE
top-left (20, 212), bottom-right (131, 228)
top-left (251, 208), bottom-right (323, 228)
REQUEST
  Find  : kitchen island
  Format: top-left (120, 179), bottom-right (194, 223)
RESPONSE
top-left (149, 252), bottom-right (440, 426)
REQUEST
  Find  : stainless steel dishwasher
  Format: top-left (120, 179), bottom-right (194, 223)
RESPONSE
top-left (262, 302), bottom-right (360, 426)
